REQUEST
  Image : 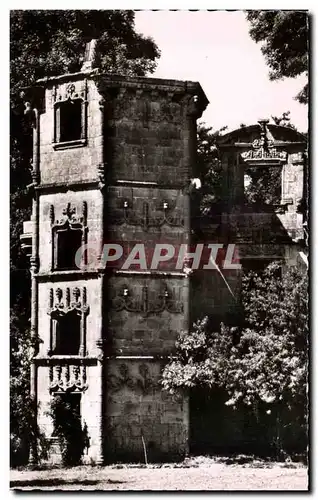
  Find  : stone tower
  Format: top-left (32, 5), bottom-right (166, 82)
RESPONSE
top-left (21, 59), bottom-right (209, 463)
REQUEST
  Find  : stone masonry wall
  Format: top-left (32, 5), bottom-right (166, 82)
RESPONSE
top-left (32, 73), bottom-right (207, 464)
top-left (107, 274), bottom-right (188, 356)
top-left (39, 78), bottom-right (103, 185)
top-left (105, 359), bottom-right (188, 462)
top-left (104, 85), bottom-right (191, 185)
top-left (99, 77), bottom-right (205, 461)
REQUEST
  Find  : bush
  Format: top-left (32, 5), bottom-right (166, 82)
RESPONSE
top-left (48, 395), bottom-right (89, 466)
top-left (161, 262), bottom-right (308, 458)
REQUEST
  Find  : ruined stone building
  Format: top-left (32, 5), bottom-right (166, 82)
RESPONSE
top-left (20, 50), bottom-right (307, 464)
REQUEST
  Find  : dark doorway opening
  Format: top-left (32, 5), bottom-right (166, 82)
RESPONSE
top-left (52, 392), bottom-right (88, 465)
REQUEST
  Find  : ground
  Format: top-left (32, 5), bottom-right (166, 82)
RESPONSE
top-left (10, 456), bottom-right (308, 491)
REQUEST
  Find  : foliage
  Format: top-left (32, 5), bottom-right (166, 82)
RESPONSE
top-left (10, 10), bottom-right (160, 464)
top-left (271, 110), bottom-right (295, 128)
top-left (10, 314), bottom-right (48, 466)
top-left (162, 262), bottom-right (308, 456)
top-left (161, 318), bottom-right (235, 393)
top-left (244, 165), bottom-right (281, 206)
top-left (227, 263), bottom-right (308, 409)
top-left (49, 395), bottom-right (89, 466)
top-left (10, 10), bottom-right (160, 99)
top-left (162, 262), bottom-right (308, 405)
top-left (196, 123), bottom-right (227, 215)
top-left (10, 314), bottom-right (34, 466)
top-left (246, 11), bottom-right (308, 104)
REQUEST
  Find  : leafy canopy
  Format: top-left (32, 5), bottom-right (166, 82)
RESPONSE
top-left (162, 262), bottom-right (308, 412)
top-left (196, 123), bottom-right (228, 216)
top-left (10, 10), bottom-right (160, 99)
top-left (246, 11), bottom-right (309, 103)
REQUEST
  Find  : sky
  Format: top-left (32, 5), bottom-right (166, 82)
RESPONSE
top-left (134, 10), bottom-right (308, 133)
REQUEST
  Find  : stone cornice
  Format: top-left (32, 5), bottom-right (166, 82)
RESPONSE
top-left (219, 141), bottom-right (306, 149)
top-left (98, 73), bottom-right (207, 94)
top-left (218, 122), bottom-right (307, 147)
top-left (34, 179), bottom-right (100, 194)
top-left (33, 70), bottom-right (209, 118)
top-left (35, 269), bottom-right (188, 282)
top-left (112, 270), bottom-right (187, 279)
top-left (35, 270), bottom-right (102, 282)
top-left (26, 71), bottom-right (209, 129)
top-left (34, 69), bottom-right (204, 92)
top-left (105, 355), bottom-right (176, 361)
top-left (34, 70), bottom-right (208, 100)
top-left (34, 179), bottom-right (192, 194)
top-left (96, 75), bottom-right (209, 118)
top-left (113, 180), bottom-right (190, 190)
top-left (33, 356), bottom-right (98, 366)
top-left (33, 354), bottom-right (177, 364)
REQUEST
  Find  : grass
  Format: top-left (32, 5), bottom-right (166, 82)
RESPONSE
top-left (10, 455), bottom-right (308, 491)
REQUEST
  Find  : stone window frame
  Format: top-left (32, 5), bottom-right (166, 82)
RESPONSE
top-left (47, 287), bottom-right (89, 358)
top-left (50, 203), bottom-right (88, 272)
top-left (53, 225), bottom-right (83, 271)
top-left (240, 157), bottom-right (287, 208)
top-left (52, 83), bottom-right (88, 150)
top-left (50, 309), bottom-right (82, 356)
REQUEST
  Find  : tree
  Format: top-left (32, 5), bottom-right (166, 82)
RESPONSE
top-left (246, 11), bottom-right (309, 103)
top-left (244, 165), bottom-right (282, 206)
top-left (10, 10), bottom-right (160, 99)
top-left (10, 10), bottom-right (160, 465)
top-left (271, 110), bottom-right (295, 128)
top-left (161, 262), bottom-right (308, 457)
top-left (196, 123), bottom-right (227, 216)
top-left (227, 263), bottom-right (308, 409)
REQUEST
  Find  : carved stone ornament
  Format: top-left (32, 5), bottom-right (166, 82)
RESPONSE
top-left (51, 202), bottom-right (88, 229)
top-left (50, 202), bottom-right (88, 270)
top-left (112, 200), bottom-right (184, 230)
top-left (49, 364), bottom-right (88, 392)
top-left (47, 287), bottom-right (89, 317)
top-left (241, 119), bottom-right (287, 163)
top-left (97, 163), bottom-right (106, 190)
top-left (66, 83), bottom-right (76, 99)
top-left (108, 363), bottom-right (158, 395)
top-left (110, 284), bottom-right (183, 316)
top-left (53, 79), bottom-right (87, 103)
top-left (241, 146), bottom-right (287, 162)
